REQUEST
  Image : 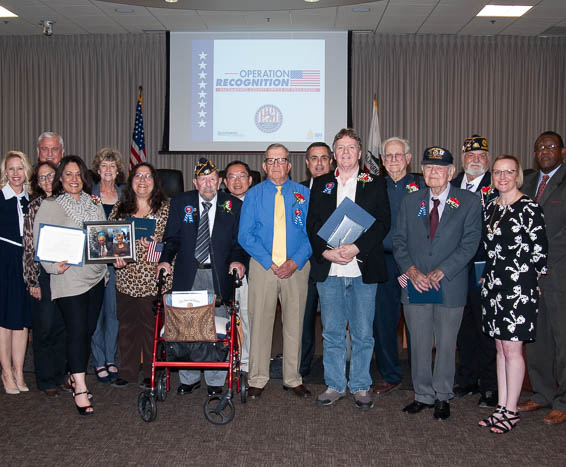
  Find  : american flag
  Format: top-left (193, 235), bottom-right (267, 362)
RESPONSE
top-left (130, 87), bottom-right (147, 169)
top-left (290, 70), bottom-right (320, 87)
top-left (146, 241), bottom-right (163, 263)
top-left (397, 274), bottom-right (409, 288)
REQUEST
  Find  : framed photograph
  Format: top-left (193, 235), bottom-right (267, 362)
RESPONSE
top-left (84, 220), bottom-right (136, 264)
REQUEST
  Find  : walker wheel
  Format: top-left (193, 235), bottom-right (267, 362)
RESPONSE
top-left (156, 372), bottom-right (167, 402)
top-left (240, 371), bottom-right (248, 404)
top-left (138, 391), bottom-right (157, 422)
top-left (204, 396), bottom-right (235, 425)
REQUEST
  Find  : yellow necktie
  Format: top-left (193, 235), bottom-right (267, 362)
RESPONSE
top-left (272, 185), bottom-right (287, 266)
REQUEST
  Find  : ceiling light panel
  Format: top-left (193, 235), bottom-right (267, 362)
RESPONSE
top-left (477, 5), bottom-right (533, 17)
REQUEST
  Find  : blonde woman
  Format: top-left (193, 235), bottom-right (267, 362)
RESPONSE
top-left (90, 148), bottom-right (125, 383)
top-left (0, 151), bottom-right (33, 394)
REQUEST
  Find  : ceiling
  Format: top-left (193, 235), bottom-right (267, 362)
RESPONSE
top-left (0, 0), bottom-right (565, 36)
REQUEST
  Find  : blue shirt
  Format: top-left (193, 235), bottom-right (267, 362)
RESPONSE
top-left (239, 178), bottom-right (312, 271)
top-left (382, 173), bottom-right (420, 253)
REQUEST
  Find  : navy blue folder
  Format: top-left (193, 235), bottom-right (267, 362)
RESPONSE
top-left (408, 281), bottom-right (443, 304)
top-left (126, 217), bottom-right (156, 241)
top-left (317, 197), bottom-right (376, 247)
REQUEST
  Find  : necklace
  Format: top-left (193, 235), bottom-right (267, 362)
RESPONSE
top-left (487, 203), bottom-right (508, 235)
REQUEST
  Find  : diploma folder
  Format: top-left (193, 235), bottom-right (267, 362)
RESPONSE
top-left (126, 217), bottom-right (156, 241)
top-left (34, 223), bottom-right (86, 266)
top-left (317, 197), bottom-right (376, 247)
top-left (407, 281), bottom-right (443, 304)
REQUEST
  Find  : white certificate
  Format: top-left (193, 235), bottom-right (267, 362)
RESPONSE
top-left (35, 223), bottom-right (86, 266)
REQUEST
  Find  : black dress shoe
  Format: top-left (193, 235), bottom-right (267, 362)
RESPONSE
top-left (402, 400), bottom-right (434, 414)
top-left (111, 378), bottom-right (129, 388)
top-left (453, 383), bottom-right (479, 398)
top-left (478, 390), bottom-right (498, 408)
top-left (434, 400), bottom-right (450, 420)
top-left (283, 384), bottom-right (311, 398)
top-left (207, 385), bottom-right (224, 396)
top-left (248, 386), bottom-right (263, 399)
top-left (177, 381), bottom-right (201, 395)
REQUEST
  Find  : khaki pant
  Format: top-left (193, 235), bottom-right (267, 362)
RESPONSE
top-left (248, 258), bottom-right (310, 388)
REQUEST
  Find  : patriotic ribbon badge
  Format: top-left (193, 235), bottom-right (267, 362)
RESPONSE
top-left (418, 200), bottom-right (427, 217)
top-left (184, 205), bottom-right (195, 223)
top-left (323, 182), bottom-right (335, 195)
top-left (293, 208), bottom-right (303, 226)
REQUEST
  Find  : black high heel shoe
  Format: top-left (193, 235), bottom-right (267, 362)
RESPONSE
top-left (67, 375), bottom-right (93, 401)
top-left (74, 391), bottom-right (94, 416)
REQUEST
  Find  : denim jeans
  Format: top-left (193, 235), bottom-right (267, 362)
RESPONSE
top-left (317, 276), bottom-right (377, 394)
top-left (91, 267), bottom-right (119, 368)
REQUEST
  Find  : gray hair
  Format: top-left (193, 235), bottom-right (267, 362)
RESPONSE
top-left (265, 143), bottom-right (289, 158)
top-left (382, 137), bottom-right (410, 156)
top-left (37, 131), bottom-right (64, 149)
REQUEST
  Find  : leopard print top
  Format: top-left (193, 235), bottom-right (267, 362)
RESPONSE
top-left (110, 200), bottom-right (173, 297)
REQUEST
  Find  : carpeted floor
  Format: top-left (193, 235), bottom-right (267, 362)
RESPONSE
top-left (3, 354), bottom-right (566, 466)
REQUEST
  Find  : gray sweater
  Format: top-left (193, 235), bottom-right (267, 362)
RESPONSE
top-left (33, 197), bottom-right (107, 300)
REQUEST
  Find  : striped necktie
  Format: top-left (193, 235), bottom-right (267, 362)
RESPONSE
top-left (535, 175), bottom-right (550, 202)
top-left (195, 201), bottom-right (212, 264)
top-left (272, 186), bottom-right (286, 266)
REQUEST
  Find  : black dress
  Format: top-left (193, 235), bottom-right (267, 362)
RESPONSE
top-left (0, 189), bottom-right (32, 329)
top-left (481, 195), bottom-right (547, 341)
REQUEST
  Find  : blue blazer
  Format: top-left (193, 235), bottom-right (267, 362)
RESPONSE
top-left (161, 190), bottom-right (247, 301)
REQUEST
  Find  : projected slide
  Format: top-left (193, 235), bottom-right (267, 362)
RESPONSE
top-left (169, 32), bottom-right (347, 152)
top-left (192, 40), bottom-right (324, 143)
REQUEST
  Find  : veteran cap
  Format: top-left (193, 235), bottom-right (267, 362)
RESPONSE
top-left (463, 135), bottom-right (488, 153)
top-left (194, 158), bottom-right (217, 176)
top-left (422, 147), bottom-right (453, 166)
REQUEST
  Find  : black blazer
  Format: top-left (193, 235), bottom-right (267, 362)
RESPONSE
top-left (161, 190), bottom-right (247, 300)
top-left (306, 172), bottom-right (390, 283)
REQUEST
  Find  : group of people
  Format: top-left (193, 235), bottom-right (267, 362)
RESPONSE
top-left (1, 127), bottom-right (565, 431)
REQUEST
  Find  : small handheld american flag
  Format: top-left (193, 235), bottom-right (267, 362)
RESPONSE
top-left (146, 241), bottom-right (163, 263)
top-left (397, 273), bottom-right (408, 288)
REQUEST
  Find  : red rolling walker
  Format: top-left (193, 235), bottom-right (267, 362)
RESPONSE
top-left (138, 269), bottom-right (247, 424)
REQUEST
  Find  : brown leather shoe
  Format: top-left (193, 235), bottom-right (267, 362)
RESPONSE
top-left (43, 388), bottom-right (58, 397)
top-left (518, 399), bottom-right (543, 412)
top-left (248, 386), bottom-right (263, 400)
top-left (372, 381), bottom-right (401, 395)
top-left (283, 384), bottom-right (311, 398)
top-left (58, 383), bottom-right (73, 393)
top-left (544, 409), bottom-right (566, 425)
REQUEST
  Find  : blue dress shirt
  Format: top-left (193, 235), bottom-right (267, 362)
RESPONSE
top-left (239, 178), bottom-right (312, 271)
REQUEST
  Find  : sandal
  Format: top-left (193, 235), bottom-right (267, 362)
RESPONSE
top-left (67, 375), bottom-right (94, 401)
top-left (74, 391), bottom-right (94, 416)
top-left (490, 408), bottom-right (520, 434)
top-left (95, 366), bottom-right (111, 383)
top-left (478, 404), bottom-right (506, 428)
top-left (106, 363), bottom-right (119, 381)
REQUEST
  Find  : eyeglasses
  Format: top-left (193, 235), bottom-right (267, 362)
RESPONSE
top-left (226, 174), bottom-right (249, 181)
top-left (535, 144), bottom-right (559, 152)
top-left (264, 158), bottom-right (288, 165)
top-left (464, 152), bottom-right (488, 160)
top-left (493, 169), bottom-right (517, 177)
top-left (134, 173), bottom-right (153, 180)
top-left (38, 173), bottom-right (55, 182)
top-left (383, 153), bottom-right (406, 161)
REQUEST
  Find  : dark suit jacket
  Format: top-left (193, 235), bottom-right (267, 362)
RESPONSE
top-left (161, 190), bottom-right (247, 300)
top-left (393, 186), bottom-right (482, 307)
top-left (523, 165), bottom-right (566, 291)
top-left (451, 171), bottom-right (497, 280)
top-left (306, 172), bottom-right (390, 283)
